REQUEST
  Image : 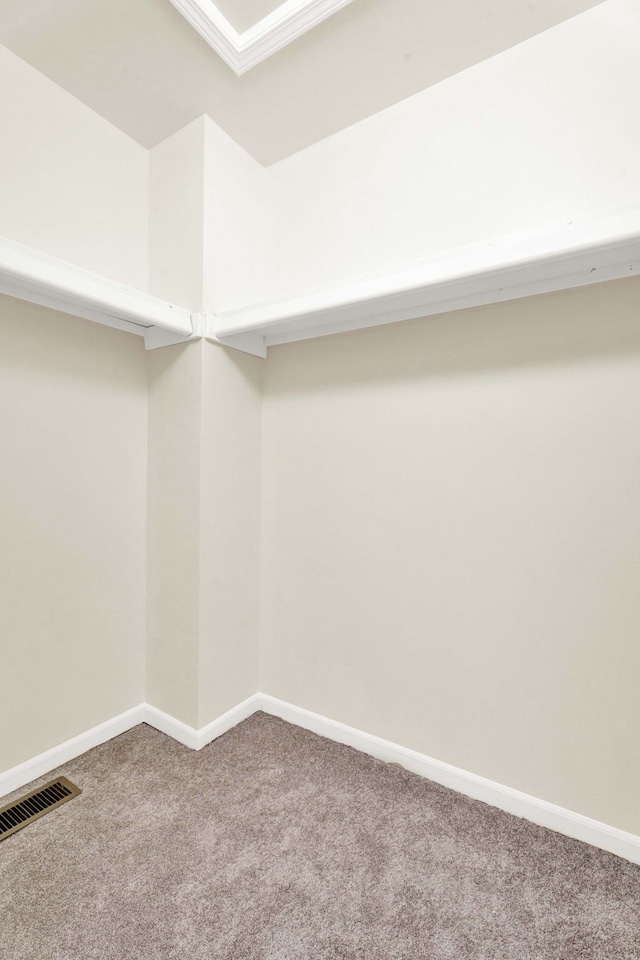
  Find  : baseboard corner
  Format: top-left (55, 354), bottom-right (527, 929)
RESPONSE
top-left (142, 693), bottom-right (262, 751)
top-left (196, 693), bottom-right (262, 749)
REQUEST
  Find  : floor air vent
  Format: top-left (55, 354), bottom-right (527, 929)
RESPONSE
top-left (0, 776), bottom-right (81, 841)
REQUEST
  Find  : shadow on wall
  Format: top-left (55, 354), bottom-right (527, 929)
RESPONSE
top-left (263, 276), bottom-right (640, 393)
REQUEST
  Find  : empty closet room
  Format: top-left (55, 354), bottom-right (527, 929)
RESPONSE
top-left (1, 1), bottom-right (639, 957)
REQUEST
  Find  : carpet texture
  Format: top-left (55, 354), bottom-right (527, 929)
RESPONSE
top-left (1, 713), bottom-right (638, 959)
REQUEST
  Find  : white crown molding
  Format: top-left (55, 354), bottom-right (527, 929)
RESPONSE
top-left (213, 205), bottom-right (640, 348)
top-left (168, 0), bottom-right (355, 75)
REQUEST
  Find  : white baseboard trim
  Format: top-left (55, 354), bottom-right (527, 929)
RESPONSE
top-left (142, 694), bottom-right (261, 751)
top-left (257, 693), bottom-right (640, 866)
top-left (142, 704), bottom-right (199, 749)
top-left (195, 693), bottom-right (262, 749)
top-left (0, 704), bottom-right (145, 799)
top-left (0, 695), bottom-right (261, 798)
top-left (3, 691), bottom-right (638, 866)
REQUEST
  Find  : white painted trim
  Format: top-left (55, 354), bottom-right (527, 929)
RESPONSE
top-left (208, 331), bottom-right (267, 359)
top-left (213, 205), bottom-right (640, 348)
top-left (257, 694), bottom-right (640, 866)
top-left (168, 0), bottom-right (355, 75)
top-left (143, 325), bottom-right (201, 351)
top-left (3, 692), bottom-right (638, 865)
top-left (142, 704), bottom-right (200, 749)
top-left (144, 315), bottom-right (267, 357)
top-left (0, 236), bottom-right (193, 339)
top-left (0, 240), bottom-right (267, 359)
top-left (195, 693), bottom-right (262, 748)
top-left (169, 0), bottom-right (241, 74)
top-left (142, 694), bottom-right (261, 750)
top-left (0, 704), bottom-right (145, 799)
top-left (0, 697), bottom-right (261, 799)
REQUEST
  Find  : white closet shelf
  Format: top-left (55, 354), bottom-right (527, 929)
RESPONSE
top-left (0, 237), bottom-right (193, 340)
top-left (212, 206), bottom-right (640, 349)
top-left (3, 206), bottom-right (639, 358)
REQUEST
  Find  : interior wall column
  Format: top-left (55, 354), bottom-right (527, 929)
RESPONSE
top-left (146, 117), bottom-right (262, 730)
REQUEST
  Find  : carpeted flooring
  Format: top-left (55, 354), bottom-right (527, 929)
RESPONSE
top-left (0, 713), bottom-right (638, 959)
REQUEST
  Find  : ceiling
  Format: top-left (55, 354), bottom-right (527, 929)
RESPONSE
top-left (0, 0), bottom-right (604, 165)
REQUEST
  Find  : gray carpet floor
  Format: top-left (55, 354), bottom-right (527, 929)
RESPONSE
top-left (0, 713), bottom-right (638, 959)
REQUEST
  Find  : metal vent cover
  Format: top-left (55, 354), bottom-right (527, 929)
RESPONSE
top-left (0, 776), bottom-right (81, 841)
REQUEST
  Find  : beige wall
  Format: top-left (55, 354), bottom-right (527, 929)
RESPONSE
top-left (146, 339), bottom-right (262, 729)
top-left (260, 277), bottom-right (640, 836)
top-left (202, 117), bottom-right (271, 314)
top-left (3, 261), bottom-right (640, 843)
top-left (146, 342), bottom-right (202, 728)
top-left (0, 46), bottom-right (148, 290)
top-left (149, 117), bottom-right (205, 310)
top-left (199, 340), bottom-right (262, 727)
top-left (204, 1), bottom-right (640, 309)
top-left (0, 296), bottom-right (148, 773)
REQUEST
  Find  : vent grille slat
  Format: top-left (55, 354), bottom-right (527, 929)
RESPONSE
top-left (40, 787), bottom-right (60, 805)
top-left (0, 777), bottom-right (81, 841)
